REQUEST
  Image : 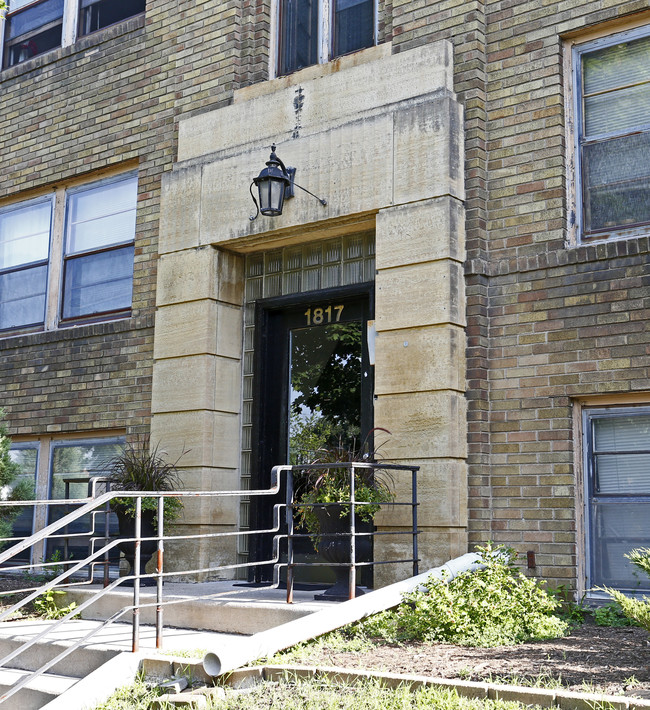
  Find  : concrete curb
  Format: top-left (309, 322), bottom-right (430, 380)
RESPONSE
top-left (154, 658), bottom-right (647, 710)
top-left (56, 654), bottom-right (650, 710)
top-left (257, 665), bottom-right (650, 710)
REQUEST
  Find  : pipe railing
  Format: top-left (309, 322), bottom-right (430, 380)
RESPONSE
top-left (0, 462), bottom-right (418, 705)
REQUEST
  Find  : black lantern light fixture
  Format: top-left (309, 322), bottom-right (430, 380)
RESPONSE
top-left (250, 144), bottom-right (327, 221)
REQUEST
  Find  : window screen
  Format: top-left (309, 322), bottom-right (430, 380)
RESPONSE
top-left (579, 32), bottom-right (650, 236)
top-left (586, 409), bottom-right (650, 591)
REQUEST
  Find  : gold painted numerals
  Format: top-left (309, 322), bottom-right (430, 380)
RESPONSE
top-left (304, 304), bottom-right (344, 326)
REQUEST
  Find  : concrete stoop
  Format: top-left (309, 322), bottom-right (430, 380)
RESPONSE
top-left (62, 580), bottom-right (334, 634)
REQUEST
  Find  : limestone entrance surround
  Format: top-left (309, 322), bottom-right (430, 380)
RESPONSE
top-left (151, 40), bottom-right (467, 584)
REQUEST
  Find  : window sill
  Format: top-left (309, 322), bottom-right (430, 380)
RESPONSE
top-left (0, 313), bottom-right (153, 350)
top-left (0, 14), bottom-right (145, 82)
top-left (235, 42), bottom-right (391, 104)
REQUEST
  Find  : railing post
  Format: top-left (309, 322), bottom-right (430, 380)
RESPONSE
top-left (349, 464), bottom-right (356, 600)
top-left (131, 496), bottom-right (141, 653)
top-left (412, 466), bottom-right (419, 577)
top-left (156, 494), bottom-right (164, 649)
top-left (286, 468), bottom-right (295, 604)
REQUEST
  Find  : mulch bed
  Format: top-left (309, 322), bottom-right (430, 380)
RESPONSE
top-left (285, 618), bottom-right (650, 698)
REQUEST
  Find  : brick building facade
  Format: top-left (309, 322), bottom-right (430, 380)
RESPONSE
top-left (2, 0), bottom-right (649, 598)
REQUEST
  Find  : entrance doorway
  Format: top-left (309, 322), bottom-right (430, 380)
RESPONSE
top-left (250, 284), bottom-right (374, 583)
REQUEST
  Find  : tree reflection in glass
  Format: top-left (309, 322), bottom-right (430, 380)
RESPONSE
top-left (288, 321), bottom-right (362, 464)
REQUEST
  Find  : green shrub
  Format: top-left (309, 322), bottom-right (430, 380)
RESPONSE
top-left (358, 543), bottom-right (569, 647)
top-left (593, 601), bottom-right (637, 627)
top-left (601, 548), bottom-right (650, 633)
top-left (32, 589), bottom-right (78, 620)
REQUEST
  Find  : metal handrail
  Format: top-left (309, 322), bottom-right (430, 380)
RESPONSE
top-left (0, 462), bottom-right (418, 705)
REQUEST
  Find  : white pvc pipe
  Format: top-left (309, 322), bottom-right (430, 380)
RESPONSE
top-left (203, 552), bottom-right (482, 677)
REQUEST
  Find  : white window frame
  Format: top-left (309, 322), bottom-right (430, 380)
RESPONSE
top-left (0, 169), bottom-right (137, 335)
top-left (0, 0), bottom-right (145, 71)
top-left (569, 24), bottom-right (650, 244)
top-left (582, 405), bottom-right (650, 596)
top-left (271, 0), bottom-right (378, 79)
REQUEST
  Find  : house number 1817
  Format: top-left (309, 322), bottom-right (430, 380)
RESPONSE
top-left (304, 304), bottom-right (344, 326)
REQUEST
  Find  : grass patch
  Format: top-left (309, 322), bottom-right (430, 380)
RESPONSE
top-left (94, 674), bottom-right (548, 710)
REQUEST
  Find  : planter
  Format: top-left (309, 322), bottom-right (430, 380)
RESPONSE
top-left (114, 507), bottom-right (159, 587)
top-left (312, 504), bottom-right (371, 601)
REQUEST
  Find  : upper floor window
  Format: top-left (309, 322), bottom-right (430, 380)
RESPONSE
top-left (3, 0), bottom-right (63, 68)
top-left (0, 171), bottom-right (137, 333)
top-left (574, 27), bottom-right (650, 241)
top-left (1, 0), bottom-right (145, 70)
top-left (277, 0), bottom-right (375, 77)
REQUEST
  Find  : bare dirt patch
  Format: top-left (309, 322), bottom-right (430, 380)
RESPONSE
top-left (286, 618), bottom-right (650, 699)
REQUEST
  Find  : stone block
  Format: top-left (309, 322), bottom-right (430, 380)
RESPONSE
top-left (156, 248), bottom-right (244, 308)
top-left (164, 523), bottom-right (239, 576)
top-left (178, 41), bottom-right (455, 163)
top-left (159, 165), bottom-right (202, 255)
top-left (173, 467), bottom-right (240, 527)
top-left (393, 96), bottom-right (465, 204)
top-left (376, 197), bottom-right (465, 269)
top-left (374, 325), bottom-right (465, 395)
top-left (199, 114), bottom-right (393, 246)
top-left (157, 248), bottom-right (219, 307)
top-left (374, 390), bottom-right (468, 460)
top-left (373, 527), bottom-right (468, 588)
top-left (150, 411), bottom-right (240, 469)
top-left (151, 354), bottom-right (240, 415)
top-left (373, 458), bottom-right (468, 528)
top-left (154, 301), bottom-right (219, 359)
top-left (375, 260), bottom-right (466, 331)
top-left (152, 355), bottom-right (210, 414)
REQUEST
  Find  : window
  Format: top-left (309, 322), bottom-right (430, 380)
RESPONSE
top-left (574, 28), bottom-right (650, 240)
top-left (277, 0), bottom-right (375, 77)
top-left (78, 0), bottom-right (145, 38)
top-left (62, 176), bottom-right (136, 320)
top-left (583, 407), bottom-right (650, 593)
top-left (9, 435), bottom-right (124, 562)
top-left (0, 171), bottom-right (137, 333)
top-left (8, 443), bottom-right (38, 563)
top-left (0, 197), bottom-right (52, 330)
top-left (2, 0), bottom-right (63, 68)
top-left (1, 0), bottom-right (145, 69)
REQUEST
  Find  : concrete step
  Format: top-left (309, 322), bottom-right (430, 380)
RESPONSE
top-left (0, 666), bottom-right (77, 710)
top-left (62, 580), bottom-right (335, 634)
top-left (0, 618), bottom-right (240, 710)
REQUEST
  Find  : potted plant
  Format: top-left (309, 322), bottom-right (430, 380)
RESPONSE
top-left (104, 438), bottom-right (184, 585)
top-left (294, 428), bottom-right (393, 600)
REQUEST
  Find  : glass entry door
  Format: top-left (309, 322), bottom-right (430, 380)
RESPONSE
top-left (250, 285), bottom-right (373, 583)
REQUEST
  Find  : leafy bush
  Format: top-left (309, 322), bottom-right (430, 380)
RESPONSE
top-left (602, 548), bottom-right (650, 632)
top-left (593, 601), bottom-right (637, 627)
top-left (33, 589), bottom-right (78, 620)
top-left (357, 543), bottom-right (569, 647)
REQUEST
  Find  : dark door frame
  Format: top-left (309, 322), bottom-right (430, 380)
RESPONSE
top-left (248, 281), bottom-right (375, 581)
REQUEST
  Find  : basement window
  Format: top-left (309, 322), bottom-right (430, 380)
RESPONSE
top-left (584, 406), bottom-right (650, 593)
